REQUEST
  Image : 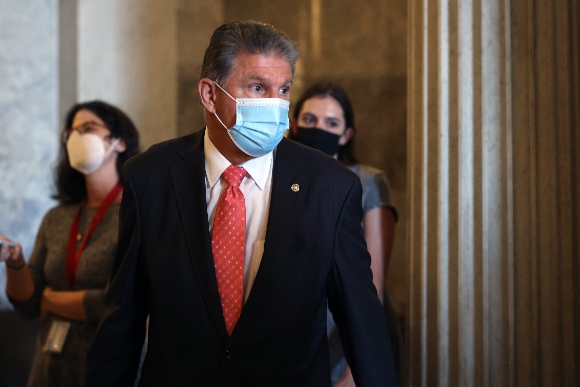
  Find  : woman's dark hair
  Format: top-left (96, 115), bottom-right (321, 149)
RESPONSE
top-left (291, 83), bottom-right (358, 165)
top-left (54, 100), bottom-right (140, 204)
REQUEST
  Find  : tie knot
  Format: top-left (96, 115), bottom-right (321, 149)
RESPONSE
top-left (222, 165), bottom-right (246, 188)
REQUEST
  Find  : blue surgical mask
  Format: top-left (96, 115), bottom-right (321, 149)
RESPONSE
top-left (213, 82), bottom-right (290, 157)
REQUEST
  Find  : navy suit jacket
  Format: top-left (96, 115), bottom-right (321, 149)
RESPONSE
top-left (86, 130), bottom-right (399, 386)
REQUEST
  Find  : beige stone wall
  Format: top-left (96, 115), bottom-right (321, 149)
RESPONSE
top-left (223, 0), bottom-right (409, 314)
top-left (176, 0), bottom-right (224, 137)
top-left (77, 0), bottom-right (179, 149)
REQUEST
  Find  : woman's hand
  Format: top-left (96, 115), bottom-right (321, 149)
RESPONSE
top-left (2, 235), bottom-right (35, 302)
top-left (0, 235), bottom-right (24, 266)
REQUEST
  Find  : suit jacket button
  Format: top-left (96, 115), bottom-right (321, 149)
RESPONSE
top-left (225, 350), bottom-right (232, 360)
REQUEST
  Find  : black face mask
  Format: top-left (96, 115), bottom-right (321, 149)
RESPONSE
top-left (291, 127), bottom-right (341, 156)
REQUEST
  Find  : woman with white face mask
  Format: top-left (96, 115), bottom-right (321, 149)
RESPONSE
top-left (289, 83), bottom-right (400, 387)
top-left (0, 100), bottom-right (140, 387)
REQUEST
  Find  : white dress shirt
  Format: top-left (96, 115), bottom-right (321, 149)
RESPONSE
top-left (204, 129), bottom-right (273, 302)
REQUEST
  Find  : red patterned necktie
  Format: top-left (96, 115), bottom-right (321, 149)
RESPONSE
top-left (212, 165), bottom-right (246, 336)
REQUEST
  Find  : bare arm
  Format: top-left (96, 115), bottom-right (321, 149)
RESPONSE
top-left (3, 236), bottom-right (88, 321)
top-left (1, 238), bottom-right (35, 302)
top-left (363, 207), bottom-right (396, 302)
top-left (41, 287), bottom-right (88, 321)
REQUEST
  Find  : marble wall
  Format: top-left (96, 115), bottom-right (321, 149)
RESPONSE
top-left (0, 1), bottom-right (59, 383)
top-left (0, 0), bottom-right (59, 310)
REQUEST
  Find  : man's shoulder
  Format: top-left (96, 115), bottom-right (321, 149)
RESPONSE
top-left (277, 138), bottom-right (357, 181)
top-left (127, 130), bottom-right (204, 169)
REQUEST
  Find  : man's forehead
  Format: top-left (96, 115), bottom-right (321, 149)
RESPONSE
top-left (230, 52), bottom-right (293, 81)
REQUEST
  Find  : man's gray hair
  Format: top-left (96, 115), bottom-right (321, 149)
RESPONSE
top-left (201, 20), bottom-right (300, 86)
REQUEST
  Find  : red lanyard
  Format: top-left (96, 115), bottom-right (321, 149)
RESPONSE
top-left (66, 182), bottom-right (123, 289)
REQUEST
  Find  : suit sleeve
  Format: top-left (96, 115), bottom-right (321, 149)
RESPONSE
top-left (327, 176), bottom-right (400, 387)
top-left (85, 167), bottom-right (150, 386)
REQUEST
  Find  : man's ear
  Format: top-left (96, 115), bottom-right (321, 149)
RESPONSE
top-left (290, 118), bottom-right (298, 135)
top-left (338, 127), bottom-right (354, 146)
top-left (199, 78), bottom-right (217, 113)
top-left (113, 139), bottom-right (127, 153)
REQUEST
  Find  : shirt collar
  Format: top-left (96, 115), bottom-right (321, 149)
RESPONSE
top-left (204, 129), bottom-right (273, 190)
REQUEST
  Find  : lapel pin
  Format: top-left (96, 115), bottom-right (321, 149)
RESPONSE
top-left (291, 183), bottom-right (299, 192)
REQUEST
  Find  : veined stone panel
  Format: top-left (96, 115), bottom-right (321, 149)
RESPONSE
top-left (0, 0), bottom-right (59, 310)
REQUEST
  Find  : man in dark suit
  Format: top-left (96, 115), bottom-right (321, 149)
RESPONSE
top-left (86, 20), bottom-right (398, 386)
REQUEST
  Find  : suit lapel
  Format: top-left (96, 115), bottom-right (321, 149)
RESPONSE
top-left (169, 131), bottom-right (228, 339)
top-left (232, 140), bottom-right (310, 339)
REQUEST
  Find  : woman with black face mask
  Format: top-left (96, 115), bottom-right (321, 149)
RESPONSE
top-left (289, 83), bottom-right (400, 386)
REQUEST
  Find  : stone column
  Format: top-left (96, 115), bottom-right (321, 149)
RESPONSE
top-left (510, 0), bottom-right (580, 385)
top-left (406, 0), bottom-right (579, 385)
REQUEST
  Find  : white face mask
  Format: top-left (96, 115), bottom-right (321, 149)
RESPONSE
top-left (66, 131), bottom-right (120, 175)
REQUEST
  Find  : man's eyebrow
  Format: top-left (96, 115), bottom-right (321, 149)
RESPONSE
top-left (246, 75), bottom-right (294, 85)
top-left (247, 75), bottom-right (267, 82)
